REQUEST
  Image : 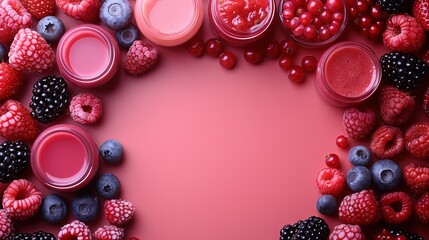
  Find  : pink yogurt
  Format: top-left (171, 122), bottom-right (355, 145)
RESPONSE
top-left (31, 124), bottom-right (99, 192)
top-left (57, 24), bottom-right (120, 88)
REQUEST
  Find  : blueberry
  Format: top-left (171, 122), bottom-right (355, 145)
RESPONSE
top-left (115, 24), bottom-right (139, 48)
top-left (346, 166), bottom-right (372, 192)
top-left (100, 139), bottom-right (123, 164)
top-left (40, 194), bottom-right (68, 223)
top-left (316, 195), bottom-right (338, 215)
top-left (370, 159), bottom-right (402, 191)
top-left (36, 16), bottom-right (65, 43)
top-left (100, 0), bottom-right (133, 30)
top-left (348, 145), bottom-right (371, 166)
top-left (96, 173), bottom-right (121, 199)
top-left (71, 193), bottom-right (100, 222)
top-left (0, 44), bottom-right (6, 61)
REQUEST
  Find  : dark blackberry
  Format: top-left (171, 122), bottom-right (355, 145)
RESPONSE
top-left (7, 233), bottom-right (32, 240)
top-left (279, 216), bottom-right (329, 240)
top-left (0, 141), bottom-right (30, 183)
top-left (376, 0), bottom-right (410, 13)
top-left (389, 228), bottom-right (424, 240)
top-left (380, 52), bottom-right (428, 91)
top-left (31, 231), bottom-right (55, 240)
top-left (29, 76), bottom-right (69, 123)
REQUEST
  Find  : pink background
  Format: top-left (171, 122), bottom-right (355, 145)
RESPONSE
top-left (9, 0), bottom-right (429, 239)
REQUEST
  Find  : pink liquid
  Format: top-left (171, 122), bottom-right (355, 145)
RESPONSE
top-left (67, 36), bottom-right (108, 77)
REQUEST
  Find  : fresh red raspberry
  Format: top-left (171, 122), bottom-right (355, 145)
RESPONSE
top-left (58, 220), bottom-right (91, 240)
top-left (0, 63), bottom-right (22, 101)
top-left (380, 191), bottom-right (413, 224)
top-left (94, 225), bottom-right (125, 240)
top-left (423, 86), bottom-right (429, 116)
top-left (338, 189), bottom-right (381, 225)
top-left (405, 124), bottom-right (429, 159)
top-left (0, 0), bottom-right (32, 45)
top-left (415, 192), bottom-right (429, 224)
top-left (8, 28), bottom-right (55, 73)
top-left (413, 0), bottom-right (429, 31)
top-left (343, 107), bottom-right (376, 139)
top-left (380, 86), bottom-right (415, 126)
top-left (56, 0), bottom-right (101, 22)
top-left (2, 179), bottom-right (42, 220)
top-left (20, 0), bottom-right (56, 19)
top-left (403, 163), bottom-right (429, 195)
top-left (329, 224), bottom-right (364, 240)
top-left (316, 168), bottom-right (346, 196)
top-left (124, 40), bottom-right (159, 76)
top-left (0, 100), bottom-right (38, 142)
top-left (104, 199), bottom-right (135, 226)
top-left (370, 125), bottom-right (405, 159)
top-left (383, 14), bottom-right (426, 53)
top-left (69, 93), bottom-right (103, 125)
top-left (0, 209), bottom-right (13, 239)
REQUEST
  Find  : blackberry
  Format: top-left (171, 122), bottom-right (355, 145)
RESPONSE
top-left (7, 233), bottom-right (32, 240)
top-left (31, 231), bottom-right (56, 240)
top-left (376, 0), bottom-right (410, 13)
top-left (0, 141), bottom-right (30, 183)
top-left (389, 228), bottom-right (424, 240)
top-left (380, 52), bottom-right (428, 91)
top-left (280, 216), bottom-right (329, 240)
top-left (29, 76), bottom-right (69, 123)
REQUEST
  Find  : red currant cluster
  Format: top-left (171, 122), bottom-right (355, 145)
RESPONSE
top-left (188, 38), bottom-right (236, 69)
top-left (347, 0), bottom-right (386, 40)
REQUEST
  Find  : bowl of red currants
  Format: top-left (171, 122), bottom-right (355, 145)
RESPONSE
top-left (279, 0), bottom-right (348, 48)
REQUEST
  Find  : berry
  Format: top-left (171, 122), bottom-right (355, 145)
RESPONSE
top-left (94, 225), bottom-right (125, 240)
top-left (316, 168), bottom-right (346, 196)
top-left (31, 231), bottom-right (56, 240)
top-left (219, 51), bottom-right (236, 69)
top-left (69, 93), bottom-right (102, 125)
top-left (412, 0), bottom-right (429, 31)
top-left (104, 199), bottom-right (135, 226)
top-left (405, 124), bottom-right (429, 159)
top-left (423, 86), bottom-right (429, 116)
top-left (36, 16), bottom-right (65, 43)
top-left (243, 46), bottom-right (263, 64)
top-left (377, 0), bottom-right (410, 14)
top-left (278, 55), bottom-right (294, 70)
top-left (380, 51), bottom-right (428, 91)
top-left (370, 125), bottom-right (404, 159)
top-left (415, 192), bottom-right (429, 224)
top-left (0, 0), bottom-right (32, 45)
top-left (116, 24), bottom-right (139, 49)
top-left (8, 28), bottom-right (55, 73)
top-left (343, 107), bottom-right (376, 140)
top-left (29, 76), bottom-right (69, 124)
top-left (301, 56), bottom-right (317, 72)
top-left (0, 209), bottom-right (13, 240)
top-left (346, 166), bottom-right (372, 192)
top-left (0, 44), bottom-right (6, 61)
top-left (402, 163), bottom-right (429, 195)
top-left (0, 141), bottom-right (30, 183)
top-left (100, 0), bottom-right (133, 30)
top-left (96, 173), bottom-right (121, 200)
top-left (325, 153), bottom-right (340, 168)
top-left (380, 191), bottom-right (413, 224)
top-left (0, 62), bottom-right (23, 101)
top-left (40, 194), bottom-right (68, 224)
top-left (336, 135), bottom-right (348, 149)
top-left (56, 0), bottom-right (101, 22)
top-left (316, 195), bottom-right (338, 215)
top-left (376, 228), bottom-right (425, 240)
top-left (100, 140), bottom-right (124, 164)
top-left (383, 14), bottom-right (425, 53)
top-left (380, 86), bottom-right (415, 126)
top-left (280, 39), bottom-right (298, 56)
top-left (2, 179), bottom-right (42, 220)
top-left (370, 159), bottom-right (402, 191)
top-left (0, 100), bottom-right (38, 142)
top-left (205, 38), bottom-right (223, 57)
top-left (265, 40), bottom-right (280, 59)
top-left (71, 193), bottom-right (100, 222)
top-left (20, 0), bottom-right (56, 19)
top-left (124, 40), bottom-right (158, 76)
top-left (338, 189), bottom-right (381, 225)
top-left (187, 38), bottom-right (205, 57)
top-left (288, 65), bottom-right (306, 83)
top-left (348, 145), bottom-right (371, 166)
top-left (279, 216), bottom-right (330, 240)
top-left (329, 224), bottom-right (364, 240)
top-left (58, 220), bottom-right (91, 240)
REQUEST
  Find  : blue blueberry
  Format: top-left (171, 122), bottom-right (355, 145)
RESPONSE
top-left (96, 173), bottom-right (121, 199)
top-left (346, 166), bottom-right (371, 192)
top-left (316, 195), bottom-right (338, 215)
top-left (370, 159), bottom-right (402, 191)
top-left (348, 145), bottom-right (371, 166)
top-left (37, 16), bottom-right (65, 43)
top-left (116, 24), bottom-right (139, 48)
top-left (0, 44), bottom-right (6, 62)
top-left (100, 139), bottom-right (123, 164)
top-left (71, 193), bottom-right (100, 222)
top-left (40, 194), bottom-right (68, 223)
top-left (100, 0), bottom-right (133, 30)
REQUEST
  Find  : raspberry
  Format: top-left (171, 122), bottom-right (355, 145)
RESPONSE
top-left (0, 209), bottom-right (13, 239)
top-left (413, 0), bottom-right (429, 31)
top-left (343, 107), bottom-right (376, 139)
top-left (0, 0), bottom-right (32, 45)
top-left (405, 124), bottom-right (429, 159)
top-left (20, 0), bottom-right (56, 19)
top-left (383, 14), bottom-right (425, 53)
top-left (329, 224), bottom-right (364, 240)
top-left (316, 168), bottom-right (346, 196)
top-left (415, 192), bottom-right (429, 224)
top-left (380, 86), bottom-right (415, 126)
top-left (423, 86), bottom-right (429, 117)
top-left (94, 225), bottom-right (125, 240)
top-left (370, 125), bottom-right (405, 159)
top-left (104, 199), bottom-right (135, 226)
top-left (69, 93), bottom-right (102, 125)
top-left (0, 100), bottom-right (39, 142)
top-left (124, 40), bottom-right (159, 76)
top-left (56, 0), bottom-right (101, 22)
top-left (338, 189), bottom-right (381, 225)
top-left (2, 179), bottom-right (43, 220)
top-left (376, 228), bottom-right (425, 240)
top-left (403, 163), bottom-right (429, 195)
top-left (380, 191), bottom-right (413, 224)
top-left (0, 63), bottom-right (23, 101)
top-left (58, 220), bottom-right (91, 240)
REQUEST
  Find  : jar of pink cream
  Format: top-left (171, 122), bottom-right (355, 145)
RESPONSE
top-left (134, 0), bottom-right (204, 47)
top-left (31, 124), bottom-right (99, 192)
top-left (315, 41), bottom-right (381, 107)
top-left (56, 24), bottom-right (120, 88)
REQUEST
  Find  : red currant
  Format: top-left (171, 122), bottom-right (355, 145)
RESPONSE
top-left (265, 40), bottom-right (280, 59)
top-left (304, 25), bottom-right (318, 39)
top-left (336, 135), bottom-right (349, 149)
top-left (319, 9), bottom-right (333, 24)
top-left (306, 0), bottom-right (323, 15)
top-left (325, 153), bottom-right (340, 168)
top-left (279, 55), bottom-right (294, 70)
top-left (359, 15), bottom-right (372, 28)
top-left (280, 39), bottom-right (298, 56)
top-left (301, 56), bottom-right (317, 72)
top-left (288, 65), bottom-right (306, 83)
top-left (206, 38), bottom-right (224, 57)
top-left (356, 0), bottom-right (369, 13)
top-left (325, 0), bottom-right (344, 12)
top-left (187, 38), bottom-right (205, 57)
top-left (219, 51), bottom-right (236, 69)
top-left (243, 46), bottom-right (263, 64)
top-left (370, 5), bottom-right (382, 20)
top-left (292, 24), bottom-right (305, 36)
top-left (299, 12), bottom-right (313, 26)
